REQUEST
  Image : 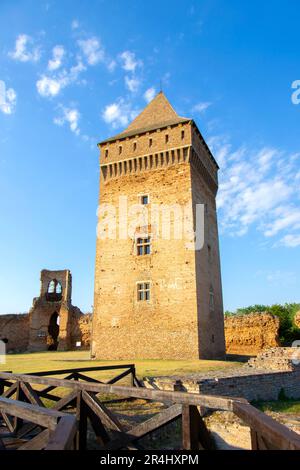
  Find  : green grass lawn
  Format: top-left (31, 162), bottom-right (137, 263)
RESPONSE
top-left (254, 400), bottom-right (300, 414)
top-left (0, 350), bottom-right (240, 380)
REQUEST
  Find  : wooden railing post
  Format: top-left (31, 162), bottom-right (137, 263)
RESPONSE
top-left (0, 378), bottom-right (4, 396)
top-left (182, 405), bottom-right (214, 450)
top-left (250, 429), bottom-right (259, 450)
top-left (76, 391), bottom-right (87, 450)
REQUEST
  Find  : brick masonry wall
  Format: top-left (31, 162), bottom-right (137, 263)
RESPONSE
top-left (147, 368), bottom-right (300, 402)
top-left (93, 115), bottom-right (225, 360)
top-left (0, 311), bottom-right (90, 352)
top-left (0, 314), bottom-right (29, 352)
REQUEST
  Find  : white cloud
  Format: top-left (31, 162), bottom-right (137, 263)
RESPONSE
top-left (124, 75), bottom-right (140, 93)
top-left (77, 37), bottom-right (104, 65)
top-left (210, 135), bottom-right (300, 247)
top-left (119, 51), bottom-right (142, 72)
top-left (279, 234), bottom-right (300, 248)
top-left (48, 45), bottom-right (65, 71)
top-left (102, 98), bottom-right (139, 129)
top-left (36, 76), bottom-right (61, 97)
top-left (54, 105), bottom-right (80, 135)
top-left (9, 34), bottom-right (41, 63)
top-left (192, 101), bottom-right (211, 113)
top-left (107, 60), bottom-right (117, 72)
top-left (144, 87), bottom-right (156, 103)
top-left (71, 19), bottom-right (79, 30)
top-left (36, 60), bottom-right (86, 98)
top-left (0, 80), bottom-right (17, 114)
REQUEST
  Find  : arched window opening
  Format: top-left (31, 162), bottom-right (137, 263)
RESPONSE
top-left (46, 279), bottom-right (62, 301)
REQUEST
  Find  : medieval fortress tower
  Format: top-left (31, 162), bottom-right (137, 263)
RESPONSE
top-left (91, 92), bottom-right (225, 359)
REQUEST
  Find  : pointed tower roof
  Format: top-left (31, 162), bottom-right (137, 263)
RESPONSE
top-left (99, 92), bottom-right (190, 144)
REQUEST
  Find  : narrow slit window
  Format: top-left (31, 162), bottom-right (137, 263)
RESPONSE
top-left (165, 134), bottom-right (169, 143)
top-left (133, 142), bottom-right (137, 151)
top-left (137, 282), bottom-right (150, 301)
top-left (141, 195), bottom-right (149, 205)
top-left (149, 138), bottom-right (153, 147)
top-left (119, 145), bottom-right (122, 155)
top-left (105, 149), bottom-right (109, 158)
top-left (181, 130), bottom-right (185, 140)
top-left (209, 287), bottom-right (215, 311)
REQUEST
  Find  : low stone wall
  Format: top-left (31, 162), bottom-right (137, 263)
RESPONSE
top-left (145, 368), bottom-right (300, 402)
top-left (145, 347), bottom-right (300, 402)
top-left (0, 314), bottom-right (29, 352)
top-left (225, 312), bottom-right (280, 355)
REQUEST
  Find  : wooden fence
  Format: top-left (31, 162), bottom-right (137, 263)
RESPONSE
top-left (0, 366), bottom-right (300, 451)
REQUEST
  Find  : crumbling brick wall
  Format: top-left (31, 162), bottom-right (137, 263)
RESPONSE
top-left (0, 311), bottom-right (91, 353)
top-left (69, 311), bottom-right (91, 349)
top-left (0, 314), bottom-right (29, 352)
top-left (225, 312), bottom-right (280, 355)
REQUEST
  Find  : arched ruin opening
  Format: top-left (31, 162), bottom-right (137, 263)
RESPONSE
top-left (46, 279), bottom-right (62, 302)
top-left (48, 312), bottom-right (59, 351)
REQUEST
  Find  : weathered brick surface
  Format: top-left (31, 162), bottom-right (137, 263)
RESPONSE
top-left (225, 313), bottom-right (280, 355)
top-left (145, 347), bottom-right (300, 401)
top-left (28, 269), bottom-right (90, 351)
top-left (0, 314), bottom-right (29, 352)
top-left (92, 92), bottom-right (225, 360)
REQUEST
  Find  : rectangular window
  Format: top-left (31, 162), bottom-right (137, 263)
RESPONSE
top-left (141, 195), bottom-right (149, 205)
top-left (133, 142), bottom-right (137, 151)
top-left (181, 130), bottom-right (185, 140)
top-left (105, 149), bottom-right (109, 158)
top-left (119, 145), bottom-right (122, 155)
top-left (165, 134), bottom-right (169, 143)
top-left (149, 138), bottom-right (152, 147)
top-left (137, 237), bottom-right (151, 255)
top-left (137, 282), bottom-right (150, 301)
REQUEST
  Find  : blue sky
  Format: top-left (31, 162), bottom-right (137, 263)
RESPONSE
top-left (0, 0), bottom-right (299, 314)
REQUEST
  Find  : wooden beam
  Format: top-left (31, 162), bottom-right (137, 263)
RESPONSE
top-left (233, 401), bottom-right (300, 450)
top-left (0, 397), bottom-right (64, 431)
top-left (18, 429), bottom-right (50, 450)
top-left (106, 368), bottom-right (132, 385)
top-left (52, 391), bottom-right (78, 411)
top-left (20, 382), bottom-right (45, 408)
top-left (45, 416), bottom-right (77, 450)
top-left (82, 391), bottom-right (125, 433)
top-left (27, 364), bottom-right (135, 376)
top-left (75, 372), bottom-right (103, 384)
top-left (104, 404), bottom-right (182, 450)
top-left (0, 372), bottom-right (237, 411)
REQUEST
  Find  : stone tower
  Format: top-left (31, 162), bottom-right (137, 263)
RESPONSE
top-left (28, 269), bottom-right (86, 351)
top-left (92, 92), bottom-right (225, 359)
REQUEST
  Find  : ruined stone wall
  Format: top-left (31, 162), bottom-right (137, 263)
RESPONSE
top-left (0, 312), bottom-right (90, 352)
top-left (69, 311), bottom-right (91, 349)
top-left (149, 369), bottom-right (300, 402)
top-left (225, 313), bottom-right (280, 355)
top-left (0, 314), bottom-right (29, 352)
